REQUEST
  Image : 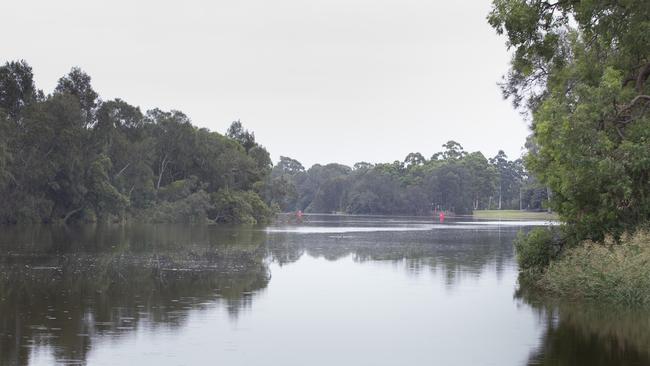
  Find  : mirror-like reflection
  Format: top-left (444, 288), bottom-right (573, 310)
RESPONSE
top-left (0, 215), bottom-right (647, 365)
top-left (0, 225), bottom-right (270, 365)
top-left (517, 288), bottom-right (650, 365)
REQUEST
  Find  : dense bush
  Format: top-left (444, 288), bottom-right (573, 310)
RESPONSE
top-left (514, 227), bottom-right (561, 272)
top-left (209, 189), bottom-right (274, 225)
top-left (489, 0), bottom-right (650, 242)
top-left (0, 61), bottom-right (274, 225)
top-left (540, 230), bottom-right (650, 306)
top-left (148, 190), bottom-right (212, 223)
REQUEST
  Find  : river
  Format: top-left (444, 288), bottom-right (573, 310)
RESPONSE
top-left (0, 215), bottom-right (648, 365)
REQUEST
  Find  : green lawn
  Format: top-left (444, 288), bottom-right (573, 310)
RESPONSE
top-left (472, 210), bottom-right (558, 221)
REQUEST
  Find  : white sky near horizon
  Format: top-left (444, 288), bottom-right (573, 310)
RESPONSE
top-left (2, 0), bottom-right (529, 167)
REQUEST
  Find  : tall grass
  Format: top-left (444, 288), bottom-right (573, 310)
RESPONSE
top-left (539, 230), bottom-right (650, 305)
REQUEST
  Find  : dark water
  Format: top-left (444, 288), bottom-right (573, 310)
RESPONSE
top-left (0, 215), bottom-right (648, 365)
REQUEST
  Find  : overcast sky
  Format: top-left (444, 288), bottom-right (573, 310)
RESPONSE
top-left (3, 0), bottom-right (529, 167)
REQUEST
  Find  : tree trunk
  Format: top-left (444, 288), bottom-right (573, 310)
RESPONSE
top-left (157, 155), bottom-right (169, 191)
top-left (498, 183), bottom-right (502, 210)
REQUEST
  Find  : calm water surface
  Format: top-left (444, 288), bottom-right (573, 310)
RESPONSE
top-left (0, 215), bottom-right (648, 365)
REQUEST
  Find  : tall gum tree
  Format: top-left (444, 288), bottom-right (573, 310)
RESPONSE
top-left (489, 0), bottom-right (650, 241)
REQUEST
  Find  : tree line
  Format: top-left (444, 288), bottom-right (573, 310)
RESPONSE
top-left (0, 60), bottom-right (546, 224)
top-left (265, 141), bottom-right (547, 215)
top-left (0, 61), bottom-right (274, 224)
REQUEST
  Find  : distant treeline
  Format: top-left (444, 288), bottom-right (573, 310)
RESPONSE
top-left (265, 142), bottom-right (548, 215)
top-left (0, 60), bottom-right (546, 224)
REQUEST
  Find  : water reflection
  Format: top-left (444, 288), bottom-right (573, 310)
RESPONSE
top-left (0, 217), bottom-right (648, 365)
top-left (517, 290), bottom-right (650, 365)
top-left (265, 227), bottom-right (515, 287)
top-left (0, 224), bottom-right (270, 365)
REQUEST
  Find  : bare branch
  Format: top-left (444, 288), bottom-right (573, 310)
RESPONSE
top-left (114, 162), bottom-right (130, 179)
top-left (63, 207), bottom-right (83, 224)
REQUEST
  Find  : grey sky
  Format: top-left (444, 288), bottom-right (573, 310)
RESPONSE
top-left (3, 0), bottom-right (528, 167)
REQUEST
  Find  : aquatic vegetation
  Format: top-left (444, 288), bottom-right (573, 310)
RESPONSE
top-left (537, 230), bottom-right (650, 306)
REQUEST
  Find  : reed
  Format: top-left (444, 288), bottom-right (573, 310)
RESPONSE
top-left (539, 230), bottom-right (650, 305)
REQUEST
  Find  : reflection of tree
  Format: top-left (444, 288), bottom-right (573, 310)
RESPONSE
top-left (265, 233), bottom-right (305, 266)
top-left (2, 221), bottom-right (589, 366)
top-left (516, 289), bottom-right (650, 365)
top-left (0, 224), bottom-right (269, 366)
top-left (266, 227), bottom-right (517, 286)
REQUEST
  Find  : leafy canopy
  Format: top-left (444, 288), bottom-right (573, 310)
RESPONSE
top-left (489, 0), bottom-right (650, 241)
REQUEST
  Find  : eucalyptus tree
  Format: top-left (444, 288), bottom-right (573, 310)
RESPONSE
top-left (0, 60), bottom-right (37, 122)
top-left (404, 152), bottom-right (426, 168)
top-left (226, 120), bottom-right (256, 152)
top-left (489, 0), bottom-right (650, 240)
top-left (0, 61), bottom-right (275, 224)
top-left (55, 67), bottom-right (99, 126)
top-left (490, 150), bottom-right (523, 210)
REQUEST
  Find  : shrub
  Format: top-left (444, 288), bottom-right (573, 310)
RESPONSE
top-left (157, 176), bottom-right (202, 202)
top-left (540, 230), bottom-right (650, 305)
top-left (148, 190), bottom-right (212, 223)
top-left (209, 189), bottom-right (273, 225)
top-left (514, 227), bottom-right (560, 272)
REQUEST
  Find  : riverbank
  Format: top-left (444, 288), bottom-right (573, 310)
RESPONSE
top-left (473, 210), bottom-right (557, 221)
top-left (516, 228), bottom-right (650, 306)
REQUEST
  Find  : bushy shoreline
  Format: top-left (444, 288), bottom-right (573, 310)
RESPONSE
top-left (516, 228), bottom-right (650, 306)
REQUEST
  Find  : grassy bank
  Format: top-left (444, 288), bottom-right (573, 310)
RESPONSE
top-left (517, 228), bottom-right (650, 306)
top-left (473, 210), bottom-right (558, 221)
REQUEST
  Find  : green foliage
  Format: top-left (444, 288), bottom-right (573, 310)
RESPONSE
top-left (489, 150), bottom-right (524, 209)
top-left (157, 176), bottom-right (203, 202)
top-left (0, 60), bottom-right (37, 121)
top-left (148, 191), bottom-right (212, 223)
top-left (209, 189), bottom-right (273, 225)
top-left (55, 67), bottom-right (98, 125)
top-left (226, 120), bottom-right (256, 152)
top-left (274, 156), bottom-right (305, 176)
top-left (0, 60), bottom-right (538, 223)
top-left (270, 141), bottom-right (534, 215)
top-left (490, 0), bottom-right (650, 242)
top-left (514, 227), bottom-right (560, 272)
top-left (0, 61), bottom-right (273, 225)
top-left (540, 230), bottom-right (650, 306)
top-left (85, 154), bottom-right (129, 217)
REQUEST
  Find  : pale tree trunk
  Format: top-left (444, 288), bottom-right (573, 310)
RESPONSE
top-left (114, 162), bottom-right (130, 179)
top-left (498, 183), bottom-right (502, 210)
top-left (157, 155), bottom-right (169, 191)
